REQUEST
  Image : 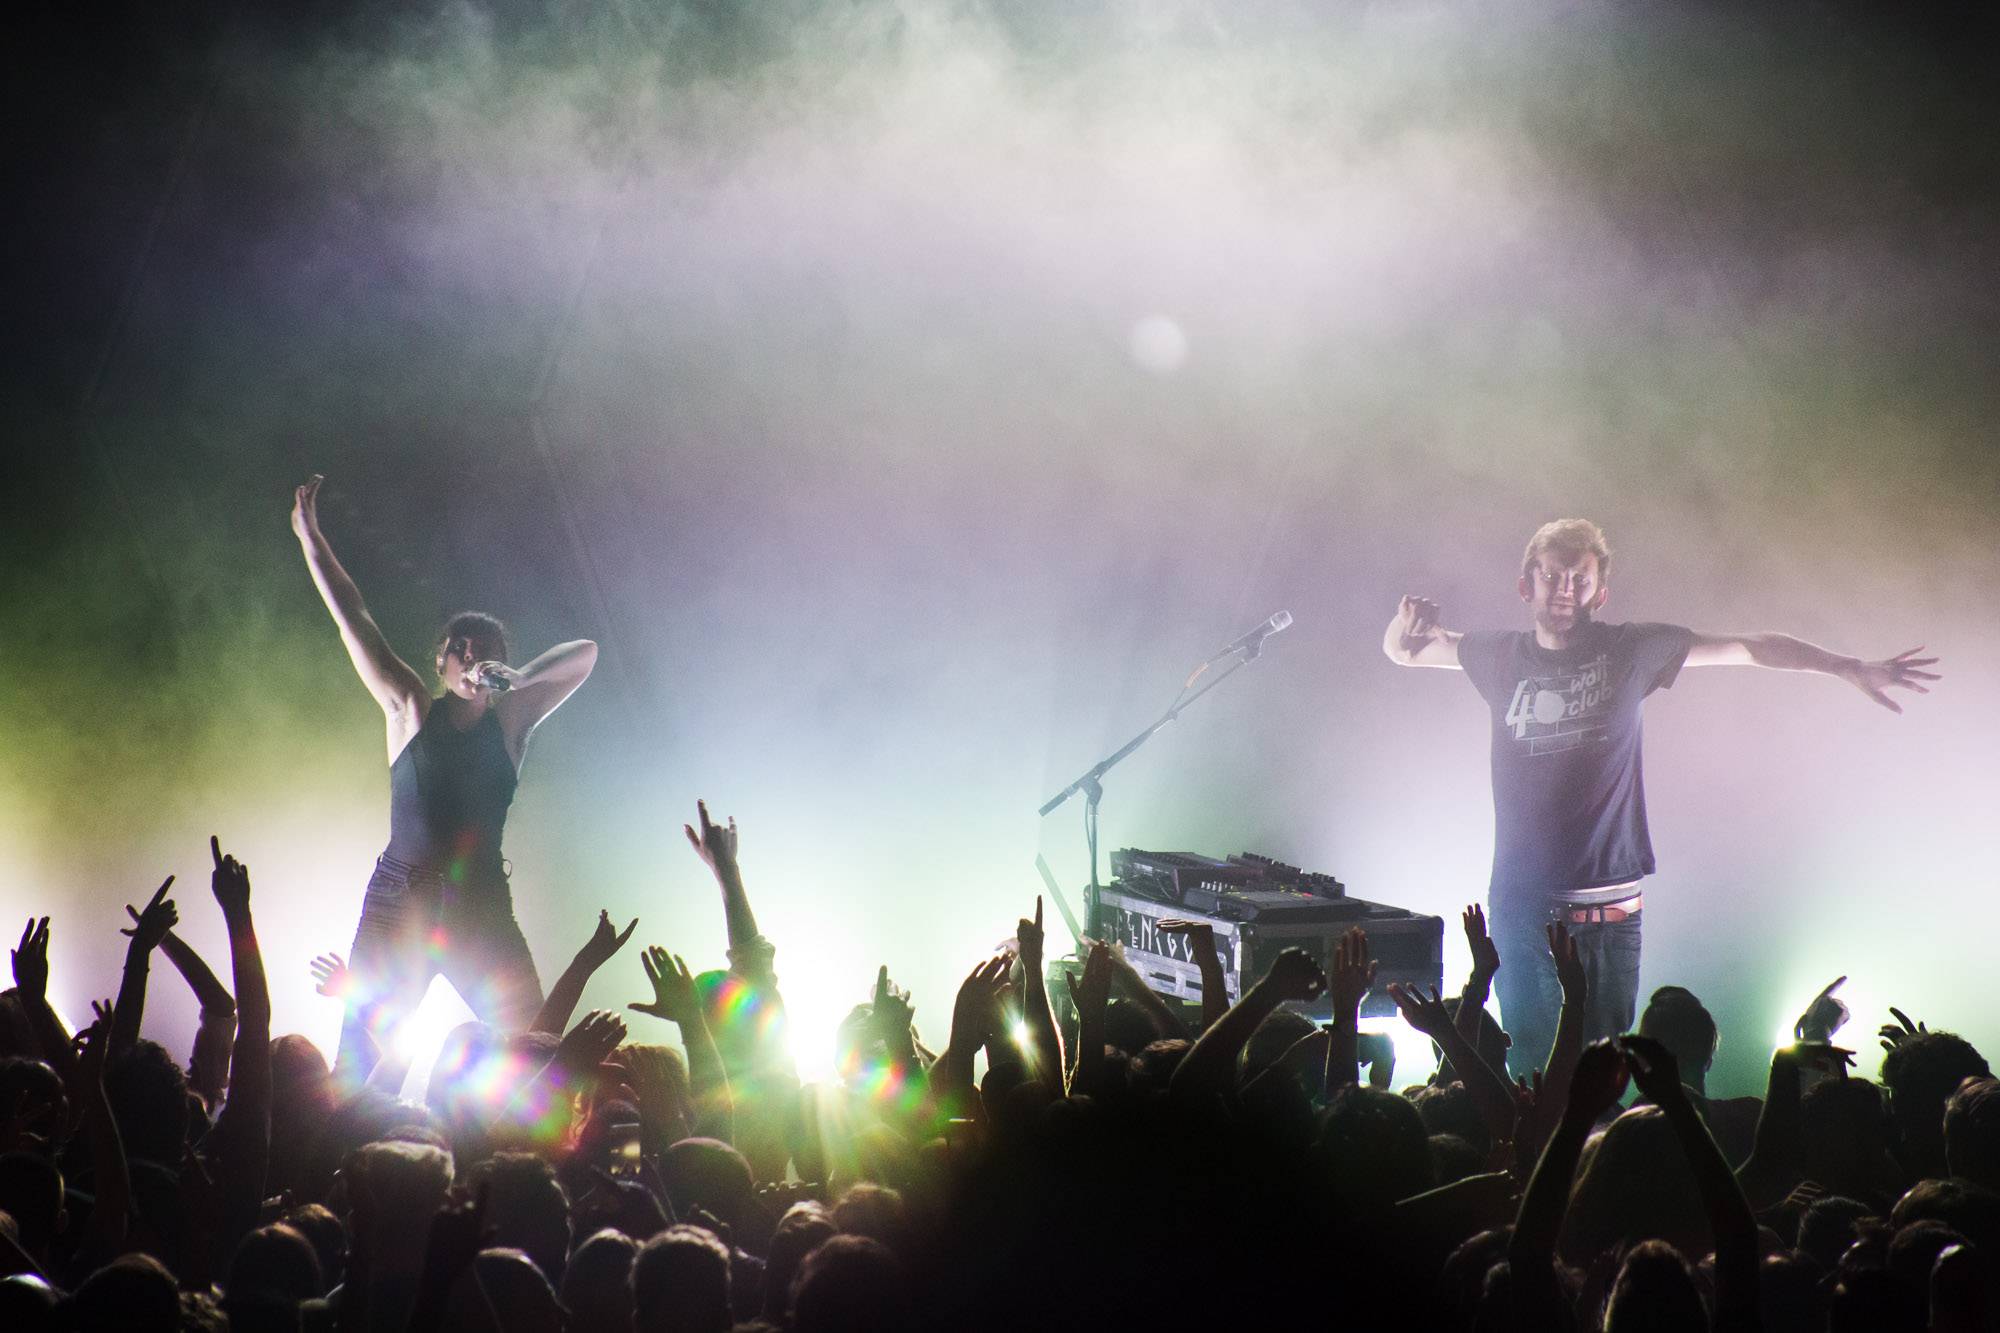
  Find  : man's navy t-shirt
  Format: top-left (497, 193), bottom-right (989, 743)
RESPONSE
top-left (1457, 620), bottom-right (1695, 900)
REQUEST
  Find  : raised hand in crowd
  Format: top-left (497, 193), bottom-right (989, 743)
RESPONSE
top-left (1492, 1041), bottom-right (1634, 1327)
top-left (124, 900), bottom-right (238, 1106)
top-left (1098, 935), bottom-right (1192, 1041)
top-left (533, 908), bottom-right (639, 1036)
top-left (629, 945), bottom-right (732, 1138)
top-left (1390, 981), bottom-right (1517, 1146)
top-left (870, 965), bottom-right (921, 1067)
top-left (1793, 974), bottom-right (1850, 1044)
top-left (685, 798), bottom-right (776, 983)
top-left (1172, 948), bottom-right (1325, 1102)
top-left (70, 998), bottom-right (133, 1266)
top-left (1454, 904), bottom-right (1500, 1054)
top-left (1619, 1033), bottom-right (1761, 1325)
top-left (1879, 1004), bottom-right (1929, 1052)
top-left (110, 874), bottom-right (178, 1059)
top-left (1530, 919), bottom-right (1589, 1144)
top-left (1158, 917), bottom-right (1229, 1031)
top-left (204, 834), bottom-right (273, 1261)
top-left (310, 950), bottom-right (349, 997)
top-left (11, 916), bottom-right (50, 1001)
top-left (209, 836), bottom-right (252, 921)
top-left (1013, 895), bottom-right (1064, 1087)
top-left (554, 1010), bottom-right (629, 1082)
top-left (931, 954), bottom-right (1011, 1116)
top-left (630, 946), bottom-right (703, 1027)
top-left (1065, 939), bottom-right (1113, 1091)
top-left (683, 796), bottom-right (740, 879)
top-left (10, 916), bottom-right (76, 1079)
top-left (1325, 927), bottom-right (1375, 1092)
top-left (1736, 1036), bottom-right (1861, 1209)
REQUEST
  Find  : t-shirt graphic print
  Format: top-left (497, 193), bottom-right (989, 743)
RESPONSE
top-left (1503, 653), bottom-right (1614, 755)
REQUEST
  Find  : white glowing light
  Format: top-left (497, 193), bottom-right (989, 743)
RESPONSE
top-left (1128, 315), bottom-right (1189, 374)
top-left (1012, 1020), bottom-right (1032, 1049)
top-left (1360, 1016), bottom-right (1448, 1088)
top-left (388, 977), bottom-right (478, 1098)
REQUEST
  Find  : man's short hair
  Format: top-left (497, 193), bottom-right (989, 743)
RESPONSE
top-left (1945, 1077), bottom-right (2000, 1190)
top-left (1882, 1031), bottom-right (1991, 1125)
top-left (631, 1224), bottom-right (732, 1333)
top-left (1521, 518), bottom-right (1612, 583)
top-left (1637, 985), bottom-right (1718, 1074)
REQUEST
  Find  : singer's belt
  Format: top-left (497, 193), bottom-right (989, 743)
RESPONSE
top-left (1558, 893), bottom-right (1642, 924)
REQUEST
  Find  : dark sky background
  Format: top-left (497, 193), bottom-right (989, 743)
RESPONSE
top-left (5, 0), bottom-right (1997, 1091)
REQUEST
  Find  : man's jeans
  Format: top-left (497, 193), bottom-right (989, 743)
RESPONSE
top-left (1489, 892), bottom-right (1642, 1077)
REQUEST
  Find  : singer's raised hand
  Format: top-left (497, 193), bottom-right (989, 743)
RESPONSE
top-left (290, 474), bottom-right (324, 539)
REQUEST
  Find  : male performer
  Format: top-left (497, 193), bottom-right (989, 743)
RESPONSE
top-left (1383, 518), bottom-right (1937, 1072)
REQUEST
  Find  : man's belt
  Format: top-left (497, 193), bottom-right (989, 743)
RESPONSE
top-left (1558, 893), bottom-right (1641, 924)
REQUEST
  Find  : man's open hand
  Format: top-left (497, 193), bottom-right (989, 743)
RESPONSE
top-left (310, 952), bottom-right (350, 999)
top-left (950, 955), bottom-right (1011, 1053)
top-left (556, 1010), bottom-right (628, 1077)
top-left (629, 946), bottom-right (702, 1027)
top-left (11, 918), bottom-right (50, 1000)
top-left (1387, 981), bottom-right (1451, 1039)
top-left (1462, 905), bottom-right (1500, 984)
top-left (1845, 648), bottom-right (1940, 714)
top-left (1329, 927), bottom-right (1376, 1018)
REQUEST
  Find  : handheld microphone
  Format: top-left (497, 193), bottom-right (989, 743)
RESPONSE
top-left (1219, 610), bottom-right (1293, 660)
top-left (476, 664), bottom-right (514, 692)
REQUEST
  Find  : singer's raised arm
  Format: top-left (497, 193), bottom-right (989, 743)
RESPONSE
top-left (290, 476), bottom-right (428, 744)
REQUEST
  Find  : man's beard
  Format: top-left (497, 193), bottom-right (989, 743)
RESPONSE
top-left (1536, 604), bottom-right (1592, 638)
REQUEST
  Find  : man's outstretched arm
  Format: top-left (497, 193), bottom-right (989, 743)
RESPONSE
top-left (1382, 595), bottom-right (1463, 669)
top-left (1684, 632), bottom-right (1939, 713)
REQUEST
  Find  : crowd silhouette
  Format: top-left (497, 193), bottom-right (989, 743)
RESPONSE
top-left (1, 806), bottom-right (1993, 1332)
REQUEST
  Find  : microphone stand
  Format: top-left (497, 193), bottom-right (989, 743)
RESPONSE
top-left (1038, 643), bottom-right (1270, 932)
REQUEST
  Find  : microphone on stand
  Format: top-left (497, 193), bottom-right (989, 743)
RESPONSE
top-left (1217, 610), bottom-right (1293, 661)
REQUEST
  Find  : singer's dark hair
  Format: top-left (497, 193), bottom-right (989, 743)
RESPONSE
top-left (434, 611), bottom-right (512, 667)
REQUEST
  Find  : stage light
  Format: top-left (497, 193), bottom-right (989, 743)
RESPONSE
top-left (1361, 1014), bottom-right (1446, 1086)
top-left (389, 976), bottom-right (477, 1096)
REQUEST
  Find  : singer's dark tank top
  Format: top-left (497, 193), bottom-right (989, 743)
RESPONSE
top-left (384, 700), bottom-right (517, 874)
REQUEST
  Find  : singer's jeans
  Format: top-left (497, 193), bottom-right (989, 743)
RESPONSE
top-left (332, 854), bottom-right (543, 1089)
top-left (1490, 891), bottom-right (1642, 1077)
